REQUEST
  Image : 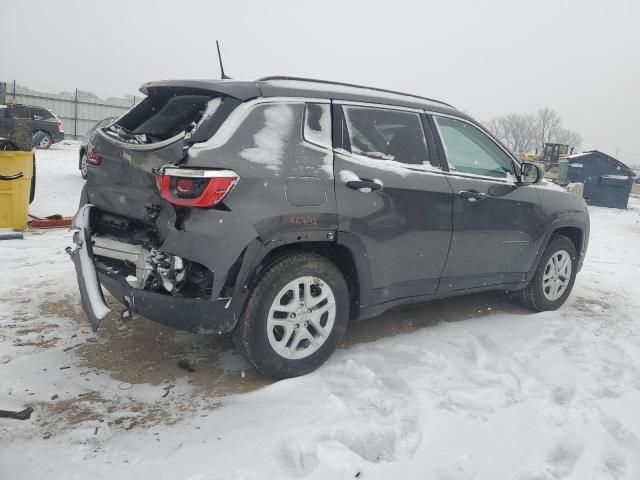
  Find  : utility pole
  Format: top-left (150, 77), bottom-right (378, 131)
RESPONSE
top-left (74, 87), bottom-right (78, 139)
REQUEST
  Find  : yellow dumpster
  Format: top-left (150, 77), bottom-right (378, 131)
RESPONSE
top-left (0, 150), bottom-right (34, 231)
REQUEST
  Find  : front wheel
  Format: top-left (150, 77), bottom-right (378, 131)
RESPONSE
top-left (518, 235), bottom-right (578, 311)
top-left (233, 253), bottom-right (350, 379)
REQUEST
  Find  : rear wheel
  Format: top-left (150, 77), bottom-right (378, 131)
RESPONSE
top-left (233, 253), bottom-right (350, 379)
top-left (80, 151), bottom-right (88, 179)
top-left (518, 235), bottom-right (577, 311)
top-left (37, 132), bottom-right (52, 150)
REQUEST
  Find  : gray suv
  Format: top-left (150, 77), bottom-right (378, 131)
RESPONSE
top-left (68, 77), bottom-right (590, 378)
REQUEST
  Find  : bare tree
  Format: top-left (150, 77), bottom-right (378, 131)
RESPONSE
top-left (484, 117), bottom-right (504, 140)
top-left (503, 113), bottom-right (536, 154)
top-left (534, 108), bottom-right (562, 151)
top-left (484, 113), bottom-right (535, 154)
top-left (553, 127), bottom-right (582, 150)
top-left (485, 108), bottom-right (582, 154)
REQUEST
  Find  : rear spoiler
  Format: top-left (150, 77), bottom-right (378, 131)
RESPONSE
top-left (139, 80), bottom-right (261, 101)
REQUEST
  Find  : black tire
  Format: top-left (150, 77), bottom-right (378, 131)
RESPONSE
top-left (29, 154), bottom-right (36, 204)
top-left (80, 150), bottom-right (88, 179)
top-left (518, 235), bottom-right (578, 311)
top-left (233, 253), bottom-right (350, 379)
top-left (36, 132), bottom-right (53, 150)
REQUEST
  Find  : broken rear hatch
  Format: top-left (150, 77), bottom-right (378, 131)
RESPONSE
top-left (85, 80), bottom-right (259, 221)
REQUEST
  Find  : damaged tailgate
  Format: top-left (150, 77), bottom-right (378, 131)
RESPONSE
top-left (85, 85), bottom-right (236, 221)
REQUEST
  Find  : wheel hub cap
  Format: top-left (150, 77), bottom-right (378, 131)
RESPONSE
top-left (267, 276), bottom-right (336, 360)
top-left (542, 250), bottom-right (572, 301)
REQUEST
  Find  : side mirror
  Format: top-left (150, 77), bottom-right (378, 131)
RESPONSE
top-left (520, 161), bottom-right (544, 184)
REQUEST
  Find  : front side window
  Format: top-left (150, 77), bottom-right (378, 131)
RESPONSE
top-left (7, 105), bottom-right (32, 119)
top-left (434, 116), bottom-right (515, 179)
top-left (343, 106), bottom-right (430, 166)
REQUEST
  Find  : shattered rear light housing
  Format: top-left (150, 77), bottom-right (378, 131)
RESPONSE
top-left (155, 167), bottom-right (239, 207)
top-left (87, 147), bottom-right (102, 165)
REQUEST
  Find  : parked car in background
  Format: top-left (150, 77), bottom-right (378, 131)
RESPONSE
top-left (0, 104), bottom-right (65, 149)
top-left (79, 117), bottom-right (116, 179)
top-left (69, 76), bottom-right (590, 379)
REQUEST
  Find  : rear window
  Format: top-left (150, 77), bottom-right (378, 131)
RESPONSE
top-left (110, 90), bottom-right (224, 144)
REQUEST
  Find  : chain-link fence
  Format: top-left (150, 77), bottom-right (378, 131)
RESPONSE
top-left (1, 80), bottom-right (139, 140)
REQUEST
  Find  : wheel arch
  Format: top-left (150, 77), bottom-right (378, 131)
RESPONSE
top-left (230, 236), bottom-right (365, 323)
top-left (552, 226), bottom-right (583, 258)
top-left (526, 218), bottom-right (588, 282)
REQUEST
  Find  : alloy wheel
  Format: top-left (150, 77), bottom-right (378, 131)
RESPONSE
top-left (542, 250), bottom-right (572, 301)
top-left (80, 153), bottom-right (88, 178)
top-left (38, 135), bottom-right (51, 149)
top-left (266, 276), bottom-right (336, 360)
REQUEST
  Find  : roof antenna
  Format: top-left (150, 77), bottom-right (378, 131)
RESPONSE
top-left (216, 41), bottom-right (231, 80)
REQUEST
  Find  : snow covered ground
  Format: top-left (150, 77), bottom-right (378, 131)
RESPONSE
top-left (1, 144), bottom-right (640, 479)
top-left (29, 142), bottom-right (85, 218)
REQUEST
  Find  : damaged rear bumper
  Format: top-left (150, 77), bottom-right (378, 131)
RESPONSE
top-left (66, 205), bottom-right (111, 331)
top-left (68, 204), bottom-right (237, 334)
top-left (97, 272), bottom-right (236, 333)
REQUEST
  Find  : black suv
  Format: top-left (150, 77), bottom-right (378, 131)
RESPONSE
top-left (69, 77), bottom-right (589, 378)
top-left (0, 104), bottom-right (64, 149)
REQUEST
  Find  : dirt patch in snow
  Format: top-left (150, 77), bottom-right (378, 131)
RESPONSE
top-left (35, 391), bottom-right (219, 438)
top-left (573, 295), bottom-right (613, 314)
top-left (38, 295), bottom-right (271, 395)
top-left (26, 294), bottom-right (273, 437)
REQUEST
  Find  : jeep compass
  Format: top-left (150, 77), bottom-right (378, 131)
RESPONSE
top-left (68, 76), bottom-right (590, 378)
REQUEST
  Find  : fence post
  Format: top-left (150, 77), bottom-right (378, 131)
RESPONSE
top-left (13, 80), bottom-right (16, 100)
top-left (74, 87), bottom-right (78, 139)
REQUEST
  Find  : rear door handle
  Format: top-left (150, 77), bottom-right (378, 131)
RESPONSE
top-left (346, 179), bottom-right (383, 192)
top-left (457, 190), bottom-right (486, 201)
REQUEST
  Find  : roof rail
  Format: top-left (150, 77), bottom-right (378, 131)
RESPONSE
top-left (257, 76), bottom-right (453, 108)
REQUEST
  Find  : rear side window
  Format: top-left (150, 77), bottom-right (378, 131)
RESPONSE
top-left (342, 106), bottom-right (429, 166)
top-left (434, 116), bottom-right (514, 179)
top-left (303, 103), bottom-right (331, 149)
top-left (32, 108), bottom-right (54, 120)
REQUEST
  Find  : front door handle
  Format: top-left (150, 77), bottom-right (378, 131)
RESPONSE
top-left (458, 190), bottom-right (486, 201)
top-left (346, 179), bottom-right (383, 192)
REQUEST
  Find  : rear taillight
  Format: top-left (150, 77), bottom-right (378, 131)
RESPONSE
top-left (57, 121), bottom-right (64, 133)
top-left (155, 168), bottom-right (239, 207)
top-left (87, 147), bottom-right (102, 165)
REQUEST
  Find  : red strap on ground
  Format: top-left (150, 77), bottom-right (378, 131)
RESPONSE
top-left (29, 217), bottom-right (73, 228)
